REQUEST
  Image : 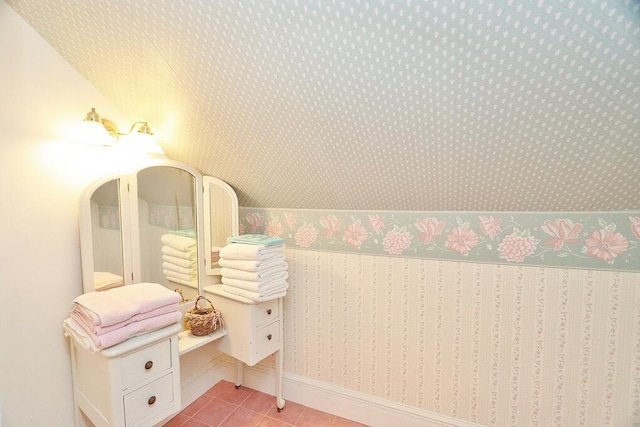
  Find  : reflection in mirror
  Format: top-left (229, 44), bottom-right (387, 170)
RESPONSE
top-left (137, 166), bottom-right (198, 303)
top-left (90, 179), bottom-right (124, 290)
top-left (208, 182), bottom-right (236, 268)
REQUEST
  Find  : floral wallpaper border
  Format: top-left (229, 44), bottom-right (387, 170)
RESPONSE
top-left (238, 208), bottom-right (640, 272)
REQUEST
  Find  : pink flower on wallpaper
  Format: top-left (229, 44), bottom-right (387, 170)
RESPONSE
top-left (368, 214), bottom-right (386, 235)
top-left (479, 215), bottom-right (502, 240)
top-left (382, 226), bottom-right (413, 255)
top-left (294, 223), bottom-right (318, 248)
top-left (284, 212), bottom-right (298, 230)
top-left (343, 221), bottom-right (369, 249)
top-left (446, 227), bottom-right (479, 256)
top-left (583, 229), bottom-right (628, 264)
top-left (239, 223), bottom-right (245, 235)
top-left (541, 218), bottom-right (583, 251)
top-left (245, 212), bottom-right (264, 233)
top-left (265, 218), bottom-right (284, 237)
top-left (319, 215), bottom-right (343, 238)
top-left (415, 217), bottom-right (445, 244)
top-left (498, 231), bottom-right (538, 262)
top-left (630, 216), bottom-right (640, 239)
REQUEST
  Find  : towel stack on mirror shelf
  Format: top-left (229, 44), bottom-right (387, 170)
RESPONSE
top-left (219, 234), bottom-right (288, 302)
top-left (161, 232), bottom-right (198, 300)
top-left (63, 282), bottom-right (182, 351)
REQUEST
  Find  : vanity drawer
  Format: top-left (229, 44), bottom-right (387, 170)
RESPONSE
top-left (255, 299), bottom-right (280, 328)
top-left (124, 372), bottom-right (174, 426)
top-left (255, 320), bottom-right (281, 355)
top-left (121, 339), bottom-right (172, 390)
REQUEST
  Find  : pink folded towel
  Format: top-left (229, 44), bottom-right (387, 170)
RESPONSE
top-left (73, 282), bottom-right (182, 327)
top-left (71, 303), bottom-right (179, 335)
top-left (64, 311), bottom-right (182, 351)
top-left (94, 311), bottom-right (182, 349)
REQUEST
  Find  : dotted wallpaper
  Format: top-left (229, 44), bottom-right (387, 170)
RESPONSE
top-left (8, 0), bottom-right (640, 211)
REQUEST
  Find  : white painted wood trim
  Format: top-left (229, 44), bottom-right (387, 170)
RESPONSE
top-left (223, 359), bottom-right (484, 427)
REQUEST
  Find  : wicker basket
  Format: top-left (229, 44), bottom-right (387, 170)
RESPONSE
top-left (184, 296), bottom-right (224, 336)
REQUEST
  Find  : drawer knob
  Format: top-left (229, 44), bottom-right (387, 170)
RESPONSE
top-left (267, 334), bottom-right (272, 341)
top-left (267, 309), bottom-right (272, 315)
top-left (148, 396), bottom-right (156, 405)
top-left (145, 361), bottom-right (153, 370)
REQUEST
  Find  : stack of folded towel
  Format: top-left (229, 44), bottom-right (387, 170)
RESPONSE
top-left (161, 233), bottom-right (198, 288)
top-left (219, 234), bottom-right (289, 302)
top-left (63, 282), bottom-right (182, 351)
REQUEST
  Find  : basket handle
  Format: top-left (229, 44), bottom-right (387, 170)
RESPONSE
top-left (194, 295), bottom-right (214, 310)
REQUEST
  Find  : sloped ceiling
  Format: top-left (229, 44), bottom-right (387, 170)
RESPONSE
top-left (7, 0), bottom-right (640, 211)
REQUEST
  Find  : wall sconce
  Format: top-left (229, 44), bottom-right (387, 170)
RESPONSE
top-left (83, 107), bottom-right (164, 154)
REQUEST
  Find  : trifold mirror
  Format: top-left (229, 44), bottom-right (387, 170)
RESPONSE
top-left (79, 160), bottom-right (238, 303)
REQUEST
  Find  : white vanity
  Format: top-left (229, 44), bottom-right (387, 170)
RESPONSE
top-left (68, 159), bottom-right (285, 426)
top-left (205, 285), bottom-right (285, 411)
top-left (69, 324), bottom-right (181, 427)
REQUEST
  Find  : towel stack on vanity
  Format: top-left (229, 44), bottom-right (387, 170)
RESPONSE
top-left (161, 233), bottom-right (198, 288)
top-left (63, 282), bottom-right (182, 351)
top-left (218, 235), bottom-right (288, 302)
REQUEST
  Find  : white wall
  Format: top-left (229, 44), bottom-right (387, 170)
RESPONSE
top-left (0, 2), bottom-right (139, 425)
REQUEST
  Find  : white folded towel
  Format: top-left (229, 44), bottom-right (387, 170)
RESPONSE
top-left (163, 269), bottom-right (196, 282)
top-left (220, 267), bottom-right (288, 282)
top-left (166, 276), bottom-right (198, 288)
top-left (161, 234), bottom-right (197, 252)
top-left (218, 255), bottom-right (285, 272)
top-left (161, 245), bottom-right (197, 260)
top-left (221, 276), bottom-right (288, 293)
top-left (219, 243), bottom-right (285, 261)
top-left (221, 284), bottom-right (288, 301)
top-left (219, 290), bottom-right (288, 304)
top-left (163, 261), bottom-right (197, 276)
top-left (162, 254), bottom-right (197, 268)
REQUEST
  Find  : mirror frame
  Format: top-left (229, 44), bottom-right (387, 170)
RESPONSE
top-left (79, 172), bottom-right (132, 291)
top-left (79, 160), bottom-right (205, 295)
top-left (203, 176), bottom-right (239, 276)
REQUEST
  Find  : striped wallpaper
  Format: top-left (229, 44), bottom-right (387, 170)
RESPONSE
top-left (273, 249), bottom-right (640, 426)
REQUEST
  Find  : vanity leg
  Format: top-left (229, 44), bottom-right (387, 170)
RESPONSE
top-left (275, 349), bottom-right (285, 411)
top-left (234, 359), bottom-right (243, 389)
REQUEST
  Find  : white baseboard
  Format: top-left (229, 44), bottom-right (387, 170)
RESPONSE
top-left (219, 359), bottom-right (484, 427)
top-left (179, 353), bottom-right (226, 407)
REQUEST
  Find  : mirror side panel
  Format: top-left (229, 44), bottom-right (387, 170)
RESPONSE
top-left (203, 176), bottom-right (239, 276)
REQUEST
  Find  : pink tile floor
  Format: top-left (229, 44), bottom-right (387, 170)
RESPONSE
top-left (163, 380), bottom-right (368, 427)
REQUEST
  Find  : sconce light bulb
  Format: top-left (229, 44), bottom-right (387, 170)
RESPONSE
top-left (84, 107), bottom-right (102, 123)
